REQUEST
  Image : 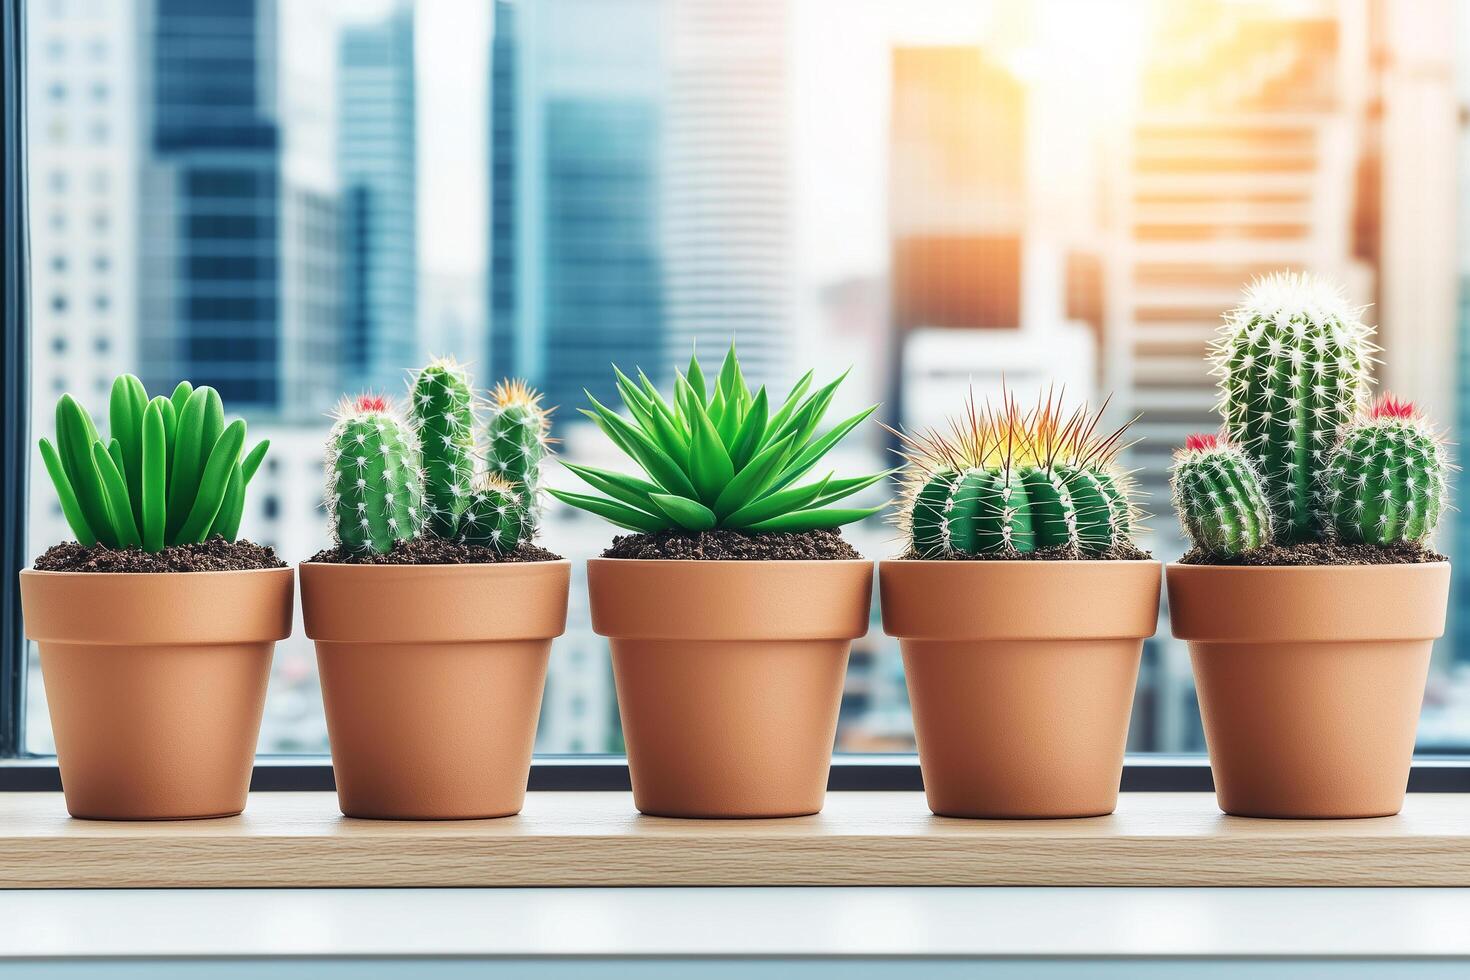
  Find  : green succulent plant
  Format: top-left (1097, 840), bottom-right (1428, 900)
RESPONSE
top-left (550, 346), bottom-right (888, 533)
top-left (39, 376), bottom-right (269, 552)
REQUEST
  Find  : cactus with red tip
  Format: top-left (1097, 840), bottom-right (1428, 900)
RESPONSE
top-left (325, 394), bottom-right (425, 553)
top-left (1322, 396), bottom-right (1450, 547)
top-left (1170, 433), bottom-right (1273, 557)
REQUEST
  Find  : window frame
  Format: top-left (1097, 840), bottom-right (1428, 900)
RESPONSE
top-left (1, 0), bottom-right (1468, 794)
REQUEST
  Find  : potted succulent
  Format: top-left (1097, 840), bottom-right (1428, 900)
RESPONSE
top-left (19, 376), bottom-right (289, 820)
top-left (553, 346), bottom-right (886, 817)
top-left (879, 391), bottom-right (1160, 818)
top-left (299, 360), bottom-right (570, 820)
top-left (1167, 272), bottom-right (1452, 819)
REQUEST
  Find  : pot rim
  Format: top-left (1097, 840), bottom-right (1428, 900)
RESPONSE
top-left (299, 557), bottom-right (572, 571)
top-left (879, 555), bottom-right (1161, 640)
top-left (586, 556), bottom-right (872, 565)
top-left (1165, 559), bottom-right (1451, 642)
top-left (880, 557), bottom-right (1161, 567)
top-left (1166, 560), bottom-right (1450, 573)
top-left (20, 565), bottom-right (294, 579)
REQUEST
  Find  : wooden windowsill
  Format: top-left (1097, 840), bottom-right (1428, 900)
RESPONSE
top-left (3, 791), bottom-right (1469, 888)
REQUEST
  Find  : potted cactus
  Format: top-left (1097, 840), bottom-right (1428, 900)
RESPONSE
top-left (1167, 272), bottom-right (1452, 818)
top-left (299, 360), bottom-right (570, 820)
top-left (19, 376), bottom-right (290, 820)
top-left (554, 346), bottom-right (886, 817)
top-left (879, 391), bottom-right (1160, 818)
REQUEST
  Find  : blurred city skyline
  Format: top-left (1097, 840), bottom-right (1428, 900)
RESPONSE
top-left (21, 0), bottom-right (1470, 756)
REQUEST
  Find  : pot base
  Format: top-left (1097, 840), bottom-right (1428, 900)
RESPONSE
top-left (1168, 562), bottom-right (1449, 821)
top-left (613, 638), bottom-right (850, 820)
top-left (904, 638), bottom-right (1143, 820)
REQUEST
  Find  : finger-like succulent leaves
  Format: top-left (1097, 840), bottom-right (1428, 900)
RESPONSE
top-left (325, 394), bottom-right (425, 553)
top-left (1170, 433), bottom-right (1273, 557)
top-left (38, 375), bottom-right (268, 552)
top-left (1322, 396), bottom-right (1452, 547)
top-left (485, 379), bottom-right (551, 539)
top-left (410, 357), bottom-right (476, 538)
top-left (550, 345), bottom-right (887, 533)
top-left (1212, 271), bottom-right (1376, 542)
top-left (894, 389), bottom-right (1141, 557)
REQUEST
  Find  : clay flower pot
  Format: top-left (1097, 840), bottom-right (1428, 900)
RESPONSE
top-left (881, 559), bottom-right (1161, 818)
top-left (19, 568), bottom-right (293, 820)
top-left (1167, 562), bottom-right (1451, 819)
top-left (300, 560), bottom-right (570, 819)
top-left (588, 558), bottom-right (873, 818)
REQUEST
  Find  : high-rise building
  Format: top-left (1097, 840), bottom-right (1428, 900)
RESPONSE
top-left (25, 0), bottom-right (139, 553)
top-left (662, 0), bottom-right (792, 383)
top-left (338, 5), bottom-right (418, 395)
top-left (487, 0), bottom-right (665, 416)
top-left (886, 41), bottom-right (1099, 431)
top-left (138, 0), bottom-right (285, 412)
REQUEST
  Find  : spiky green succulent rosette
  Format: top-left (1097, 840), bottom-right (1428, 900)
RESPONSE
top-left (550, 345), bottom-right (889, 533)
top-left (38, 375), bottom-right (269, 552)
top-left (893, 390), bottom-right (1144, 558)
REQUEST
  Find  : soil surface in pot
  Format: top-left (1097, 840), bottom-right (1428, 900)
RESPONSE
top-left (895, 541), bottom-right (1152, 561)
top-left (1178, 541), bottom-right (1445, 566)
top-left (33, 537), bottom-right (285, 572)
top-left (307, 537), bottom-right (563, 565)
top-left (604, 528), bottom-right (861, 560)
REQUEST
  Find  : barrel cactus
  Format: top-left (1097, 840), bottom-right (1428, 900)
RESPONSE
top-left (1170, 433), bottom-right (1273, 557)
top-left (410, 358), bottom-right (476, 538)
top-left (38, 375), bottom-right (269, 551)
top-left (1322, 396), bottom-right (1450, 547)
top-left (896, 392), bottom-right (1141, 558)
top-left (459, 475), bottom-right (528, 552)
top-left (324, 394), bottom-right (425, 553)
top-left (1212, 271), bottom-right (1375, 542)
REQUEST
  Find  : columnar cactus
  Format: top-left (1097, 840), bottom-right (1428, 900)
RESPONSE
top-left (325, 394), bottom-right (425, 553)
top-left (1323, 396), bottom-right (1450, 547)
top-left (410, 358), bottom-right (476, 538)
top-left (484, 379), bottom-right (550, 535)
top-left (1212, 271), bottom-right (1375, 541)
top-left (1170, 433), bottom-right (1273, 557)
top-left (459, 475), bottom-right (528, 553)
top-left (897, 392), bottom-right (1141, 558)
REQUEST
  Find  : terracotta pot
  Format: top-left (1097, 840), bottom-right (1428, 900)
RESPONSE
top-left (300, 560), bottom-right (570, 819)
top-left (19, 568), bottom-right (293, 820)
top-left (1167, 562), bottom-right (1450, 819)
top-left (880, 559), bottom-right (1160, 818)
top-left (588, 558), bottom-right (873, 818)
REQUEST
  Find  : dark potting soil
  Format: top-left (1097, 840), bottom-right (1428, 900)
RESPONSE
top-left (308, 537), bottom-right (563, 565)
top-left (33, 537), bottom-right (286, 573)
top-left (603, 528), bottom-right (862, 560)
top-left (1178, 541), bottom-right (1446, 567)
top-left (897, 541), bottom-right (1154, 562)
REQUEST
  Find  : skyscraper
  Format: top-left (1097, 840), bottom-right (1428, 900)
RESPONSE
top-left (338, 5), bottom-right (418, 396)
top-left (25, 0), bottom-right (138, 553)
top-left (139, 0), bottom-right (284, 412)
top-left (487, 0), bottom-right (665, 417)
top-left (662, 0), bottom-right (792, 383)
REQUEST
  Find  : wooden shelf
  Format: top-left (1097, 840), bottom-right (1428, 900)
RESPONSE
top-left (4, 792), bottom-right (1469, 888)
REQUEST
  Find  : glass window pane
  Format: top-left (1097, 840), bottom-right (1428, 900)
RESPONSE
top-left (21, 0), bottom-right (1470, 757)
